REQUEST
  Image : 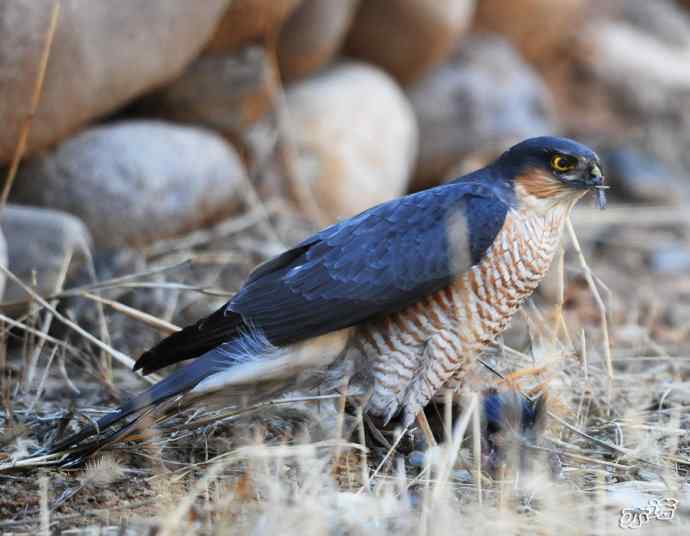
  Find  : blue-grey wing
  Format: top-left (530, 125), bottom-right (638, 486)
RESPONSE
top-left (229, 180), bottom-right (508, 345)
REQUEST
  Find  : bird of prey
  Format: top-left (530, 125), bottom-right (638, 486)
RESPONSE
top-left (47, 136), bottom-right (606, 463)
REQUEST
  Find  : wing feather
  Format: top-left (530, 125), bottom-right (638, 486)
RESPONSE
top-left (229, 180), bottom-right (508, 345)
top-left (136, 178), bottom-right (510, 373)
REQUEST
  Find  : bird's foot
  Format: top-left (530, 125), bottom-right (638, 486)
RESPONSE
top-left (415, 412), bottom-right (438, 448)
top-left (499, 366), bottom-right (546, 388)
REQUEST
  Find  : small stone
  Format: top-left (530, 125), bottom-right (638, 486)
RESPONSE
top-left (407, 450), bottom-right (426, 467)
top-left (345, 0), bottom-right (476, 84)
top-left (452, 469), bottom-right (473, 483)
top-left (650, 246), bottom-right (690, 274)
top-left (282, 62), bottom-right (417, 222)
top-left (636, 469), bottom-right (660, 482)
top-left (408, 36), bottom-right (555, 189)
top-left (278, 0), bottom-right (360, 82)
top-left (1, 205), bottom-right (92, 308)
top-left (204, 0), bottom-right (301, 53)
top-left (11, 121), bottom-right (247, 249)
top-left (604, 147), bottom-right (686, 204)
top-left (0, 0), bottom-right (230, 162)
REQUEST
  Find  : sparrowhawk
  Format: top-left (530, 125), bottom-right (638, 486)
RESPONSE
top-left (47, 136), bottom-right (607, 464)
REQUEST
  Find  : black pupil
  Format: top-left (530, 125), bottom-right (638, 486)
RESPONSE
top-left (556, 156), bottom-right (573, 169)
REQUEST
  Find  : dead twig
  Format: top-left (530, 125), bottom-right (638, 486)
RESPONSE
top-left (0, 1), bottom-right (60, 214)
top-left (0, 263), bottom-right (148, 381)
top-left (80, 291), bottom-right (181, 335)
top-left (25, 248), bottom-right (73, 390)
top-left (0, 259), bottom-right (194, 309)
top-left (432, 394), bottom-right (478, 502)
top-left (566, 219), bottom-right (613, 393)
top-left (0, 312), bottom-right (79, 356)
top-left (264, 32), bottom-right (326, 227)
top-left (144, 201), bottom-right (283, 257)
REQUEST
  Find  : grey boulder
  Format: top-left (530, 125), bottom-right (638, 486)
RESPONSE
top-left (12, 121), bottom-right (247, 249)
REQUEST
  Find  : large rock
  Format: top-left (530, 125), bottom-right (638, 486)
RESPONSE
top-left (580, 0), bottom-right (690, 173)
top-left (408, 36), bottom-right (555, 188)
top-left (278, 0), bottom-right (360, 82)
top-left (205, 0), bottom-right (301, 52)
top-left (587, 3), bottom-right (690, 105)
top-left (282, 62), bottom-right (417, 222)
top-left (473, 0), bottom-right (588, 67)
top-left (11, 121), bottom-right (247, 249)
top-left (345, 0), bottom-right (476, 85)
top-left (0, 0), bottom-right (230, 163)
top-left (603, 146), bottom-right (688, 204)
top-left (1, 205), bottom-right (92, 306)
top-left (144, 46), bottom-right (273, 143)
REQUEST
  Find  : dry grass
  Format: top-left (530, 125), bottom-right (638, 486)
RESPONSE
top-left (1, 2), bottom-right (689, 532)
top-left (0, 197), bottom-right (689, 535)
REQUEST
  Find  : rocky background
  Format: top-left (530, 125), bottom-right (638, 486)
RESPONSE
top-left (0, 0), bottom-right (686, 289)
top-left (1, 0), bottom-right (690, 369)
top-left (2, 0), bottom-right (690, 373)
top-left (2, 0), bottom-right (690, 309)
top-left (3, 1), bottom-right (690, 532)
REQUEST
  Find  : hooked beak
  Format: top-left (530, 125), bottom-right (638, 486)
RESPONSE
top-left (587, 163), bottom-right (608, 209)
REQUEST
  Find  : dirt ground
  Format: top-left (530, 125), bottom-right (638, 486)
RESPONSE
top-left (2, 199), bottom-right (690, 535)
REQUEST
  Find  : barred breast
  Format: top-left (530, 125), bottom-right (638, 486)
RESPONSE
top-left (358, 204), bottom-right (569, 425)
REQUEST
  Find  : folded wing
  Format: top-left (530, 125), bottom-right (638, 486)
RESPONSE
top-left (136, 180), bottom-right (508, 374)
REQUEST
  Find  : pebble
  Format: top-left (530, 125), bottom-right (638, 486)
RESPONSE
top-left (650, 246), bottom-right (690, 274)
top-left (407, 450), bottom-right (426, 468)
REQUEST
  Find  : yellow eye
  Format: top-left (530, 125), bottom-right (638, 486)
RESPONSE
top-left (551, 154), bottom-right (576, 172)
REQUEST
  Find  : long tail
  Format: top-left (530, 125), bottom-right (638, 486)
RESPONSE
top-left (44, 330), bottom-right (283, 466)
top-left (42, 328), bottom-right (350, 466)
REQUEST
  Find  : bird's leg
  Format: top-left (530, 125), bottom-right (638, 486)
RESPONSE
top-left (415, 411), bottom-right (438, 448)
top-left (403, 332), bottom-right (468, 428)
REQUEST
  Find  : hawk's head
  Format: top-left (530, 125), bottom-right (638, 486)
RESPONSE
top-left (497, 136), bottom-right (608, 210)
